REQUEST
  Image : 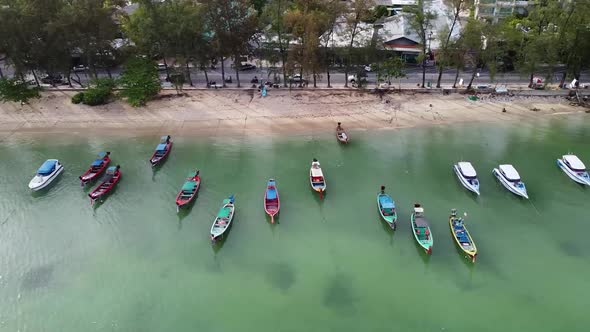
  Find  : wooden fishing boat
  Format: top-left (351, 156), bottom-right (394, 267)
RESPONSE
top-left (336, 122), bottom-right (349, 144)
top-left (449, 209), bottom-right (477, 262)
top-left (377, 186), bottom-right (397, 229)
top-left (264, 178), bottom-right (280, 223)
top-left (309, 158), bottom-right (326, 198)
top-left (149, 135), bottom-right (172, 167)
top-left (79, 152), bottom-right (110, 186)
top-left (210, 195), bottom-right (235, 242)
top-left (175, 170), bottom-right (201, 212)
top-left (89, 165), bottom-right (121, 204)
top-left (410, 203), bottom-right (433, 254)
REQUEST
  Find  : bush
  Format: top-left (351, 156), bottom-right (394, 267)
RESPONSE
top-left (71, 92), bottom-right (84, 104)
top-left (0, 78), bottom-right (41, 104)
top-left (82, 87), bottom-right (110, 106)
top-left (118, 57), bottom-right (161, 107)
top-left (72, 78), bottom-right (115, 106)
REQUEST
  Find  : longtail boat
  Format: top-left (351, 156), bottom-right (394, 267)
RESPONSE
top-left (210, 195), bottom-right (235, 242)
top-left (89, 165), bottom-right (121, 205)
top-left (377, 186), bottom-right (397, 229)
top-left (264, 179), bottom-right (280, 223)
top-left (411, 203), bottom-right (433, 254)
top-left (336, 122), bottom-right (349, 144)
top-left (150, 135), bottom-right (172, 167)
top-left (79, 152), bottom-right (110, 186)
top-left (449, 209), bottom-right (477, 262)
top-left (175, 170), bottom-right (201, 212)
top-left (309, 158), bottom-right (326, 199)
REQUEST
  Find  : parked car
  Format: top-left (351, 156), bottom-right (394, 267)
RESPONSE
top-left (157, 63), bottom-right (167, 71)
top-left (72, 65), bottom-right (88, 72)
top-left (289, 74), bottom-right (308, 85)
top-left (348, 74), bottom-right (368, 84)
top-left (239, 63), bottom-right (256, 71)
top-left (377, 82), bottom-right (390, 90)
top-left (41, 75), bottom-right (64, 85)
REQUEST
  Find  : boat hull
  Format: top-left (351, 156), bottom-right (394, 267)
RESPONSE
top-left (411, 213), bottom-right (433, 254)
top-left (453, 165), bottom-right (480, 195)
top-left (336, 130), bottom-right (349, 143)
top-left (79, 155), bottom-right (111, 185)
top-left (89, 172), bottom-right (121, 203)
top-left (377, 194), bottom-right (396, 229)
top-left (28, 165), bottom-right (64, 191)
top-left (264, 182), bottom-right (280, 223)
top-left (557, 159), bottom-right (590, 186)
top-left (175, 179), bottom-right (201, 209)
top-left (210, 198), bottom-right (236, 241)
top-left (492, 168), bottom-right (528, 199)
top-left (150, 141), bottom-right (173, 167)
top-left (449, 216), bottom-right (477, 262)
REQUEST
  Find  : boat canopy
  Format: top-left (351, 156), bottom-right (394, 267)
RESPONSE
top-left (499, 164), bottom-right (520, 181)
top-left (106, 166), bottom-right (118, 174)
top-left (379, 195), bottom-right (395, 209)
top-left (160, 136), bottom-right (170, 143)
top-left (182, 181), bottom-right (196, 192)
top-left (414, 217), bottom-right (429, 227)
top-left (563, 155), bottom-right (586, 171)
top-left (310, 167), bottom-right (324, 177)
top-left (266, 188), bottom-right (277, 200)
top-left (156, 143), bottom-right (167, 151)
top-left (91, 159), bottom-right (103, 167)
top-left (38, 160), bottom-right (57, 175)
top-left (217, 207), bottom-right (231, 218)
top-left (458, 162), bottom-right (477, 178)
top-left (97, 151), bottom-right (107, 158)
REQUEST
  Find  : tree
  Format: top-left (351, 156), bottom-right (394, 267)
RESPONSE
top-left (118, 57), bottom-right (161, 107)
top-left (342, 0), bottom-right (374, 88)
top-left (261, 0), bottom-right (294, 87)
top-left (0, 78), bottom-right (40, 104)
top-left (205, 0), bottom-right (259, 88)
top-left (435, 0), bottom-right (472, 88)
top-left (319, 0), bottom-right (345, 88)
top-left (285, 0), bottom-right (333, 88)
top-left (462, 19), bottom-right (502, 90)
top-left (405, 0), bottom-right (437, 88)
top-left (377, 56), bottom-right (406, 90)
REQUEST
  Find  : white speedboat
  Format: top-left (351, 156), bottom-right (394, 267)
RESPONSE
top-left (557, 154), bottom-right (590, 185)
top-left (453, 161), bottom-right (480, 195)
top-left (492, 164), bottom-right (528, 199)
top-left (28, 159), bottom-right (64, 191)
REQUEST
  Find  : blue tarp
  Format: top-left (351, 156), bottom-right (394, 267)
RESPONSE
top-left (91, 159), bottom-right (103, 167)
top-left (38, 160), bottom-right (56, 175)
top-left (266, 189), bottom-right (277, 200)
top-left (156, 143), bottom-right (167, 151)
top-left (160, 136), bottom-right (169, 143)
top-left (106, 166), bottom-right (117, 174)
top-left (379, 195), bottom-right (395, 209)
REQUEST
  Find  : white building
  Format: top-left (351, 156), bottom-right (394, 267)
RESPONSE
top-left (474, 0), bottom-right (531, 21)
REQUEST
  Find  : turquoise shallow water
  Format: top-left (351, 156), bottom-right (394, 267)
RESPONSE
top-left (0, 115), bottom-right (589, 331)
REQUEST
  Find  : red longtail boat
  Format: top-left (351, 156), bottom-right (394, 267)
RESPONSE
top-left (264, 178), bottom-right (280, 223)
top-left (89, 165), bottom-right (121, 205)
top-left (79, 152), bottom-right (110, 186)
top-left (150, 135), bottom-right (172, 167)
top-left (175, 170), bottom-right (201, 212)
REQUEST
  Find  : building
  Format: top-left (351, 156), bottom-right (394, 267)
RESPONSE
top-left (474, 0), bottom-right (531, 21)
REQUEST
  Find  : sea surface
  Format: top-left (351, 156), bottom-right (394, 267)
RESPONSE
top-left (1, 115), bottom-right (589, 332)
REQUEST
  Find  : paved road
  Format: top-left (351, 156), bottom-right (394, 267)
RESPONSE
top-left (2, 59), bottom-right (588, 89)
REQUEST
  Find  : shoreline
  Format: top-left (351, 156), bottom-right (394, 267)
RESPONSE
top-left (0, 90), bottom-right (586, 139)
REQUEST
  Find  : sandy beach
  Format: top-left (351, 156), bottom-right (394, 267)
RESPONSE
top-left (0, 89), bottom-right (586, 138)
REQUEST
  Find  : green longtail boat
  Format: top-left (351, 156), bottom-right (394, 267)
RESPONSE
top-left (377, 185), bottom-right (397, 229)
top-left (411, 203), bottom-right (433, 254)
top-left (210, 195), bottom-right (235, 242)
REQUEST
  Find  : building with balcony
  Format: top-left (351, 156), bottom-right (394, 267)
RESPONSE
top-left (474, 0), bottom-right (530, 21)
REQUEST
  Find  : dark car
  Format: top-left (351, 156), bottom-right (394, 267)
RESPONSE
top-left (239, 63), bottom-right (256, 71)
top-left (41, 75), bottom-right (64, 85)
